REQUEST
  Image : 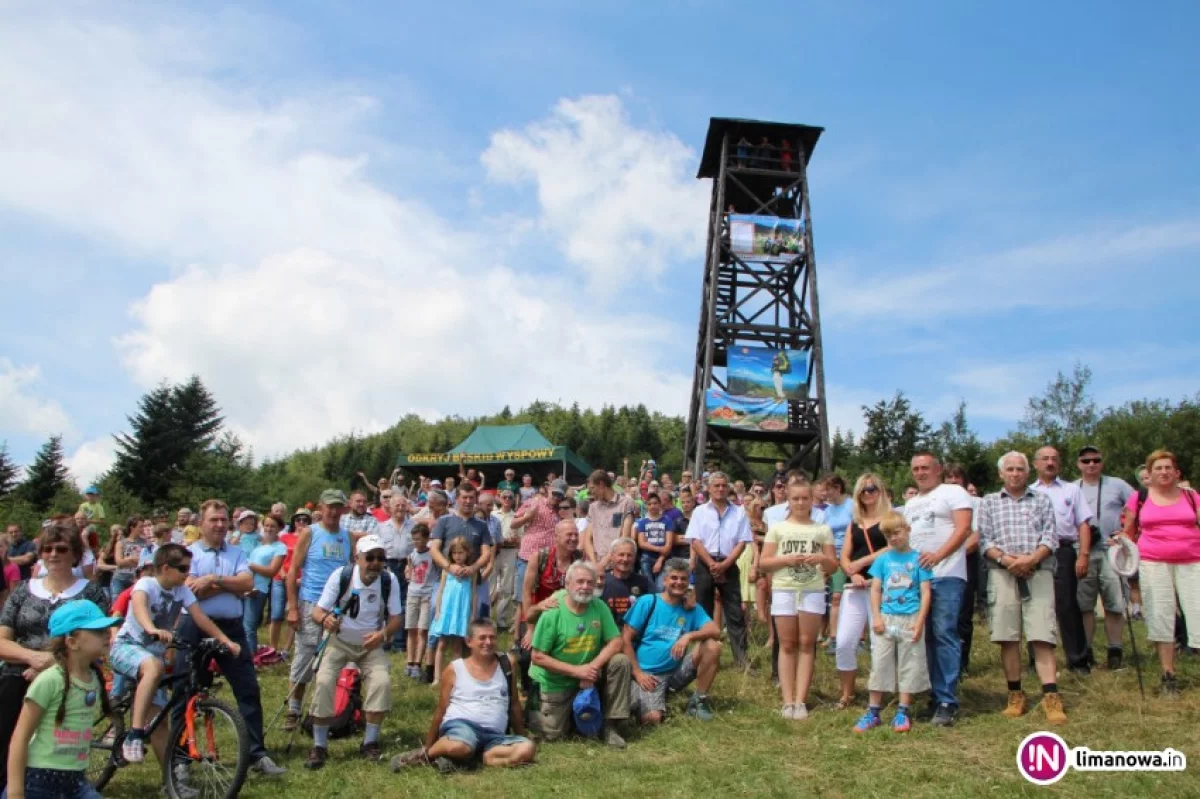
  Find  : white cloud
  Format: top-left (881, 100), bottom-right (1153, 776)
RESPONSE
top-left (481, 95), bottom-right (710, 289)
top-left (0, 8), bottom-right (696, 461)
top-left (0, 358), bottom-right (71, 437)
top-left (66, 438), bottom-right (118, 487)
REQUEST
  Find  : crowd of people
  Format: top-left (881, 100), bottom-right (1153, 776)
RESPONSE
top-left (0, 444), bottom-right (1195, 795)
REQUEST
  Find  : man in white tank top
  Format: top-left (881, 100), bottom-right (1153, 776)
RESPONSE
top-left (390, 618), bottom-right (535, 772)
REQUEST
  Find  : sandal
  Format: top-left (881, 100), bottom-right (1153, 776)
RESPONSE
top-left (390, 747), bottom-right (430, 772)
top-left (834, 696), bottom-right (855, 711)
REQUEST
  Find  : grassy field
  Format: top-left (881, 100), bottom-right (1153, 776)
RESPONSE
top-left (97, 618), bottom-right (1198, 799)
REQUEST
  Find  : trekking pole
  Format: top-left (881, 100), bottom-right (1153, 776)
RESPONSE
top-left (1123, 580), bottom-right (1146, 699)
top-left (266, 625), bottom-right (332, 733)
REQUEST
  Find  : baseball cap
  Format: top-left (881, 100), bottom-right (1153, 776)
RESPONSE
top-left (429, 479), bottom-right (443, 488)
top-left (572, 685), bottom-right (603, 737)
top-left (48, 600), bottom-right (123, 638)
top-left (1078, 445), bottom-right (1102, 458)
top-left (356, 534), bottom-right (386, 555)
top-left (550, 479), bottom-right (568, 496)
top-left (235, 509), bottom-right (259, 524)
top-left (319, 489), bottom-right (348, 506)
top-left (84, 485), bottom-right (100, 495)
top-left (1108, 535), bottom-right (1139, 578)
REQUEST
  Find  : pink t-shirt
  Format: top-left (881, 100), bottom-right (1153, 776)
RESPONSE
top-left (3, 562), bottom-right (18, 587)
top-left (1127, 490), bottom-right (1200, 563)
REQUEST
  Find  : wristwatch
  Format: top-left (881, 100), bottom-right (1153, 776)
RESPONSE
top-left (215, 575), bottom-right (224, 590)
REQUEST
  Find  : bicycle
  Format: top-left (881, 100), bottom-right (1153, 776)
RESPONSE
top-left (89, 638), bottom-right (251, 799)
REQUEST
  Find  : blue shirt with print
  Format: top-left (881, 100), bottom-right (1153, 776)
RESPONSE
top-left (623, 593), bottom-right (712, 675)
top-left (822, 498), bottom-right (854, 553)
top-left (868, 549), bottom-right (932, 616)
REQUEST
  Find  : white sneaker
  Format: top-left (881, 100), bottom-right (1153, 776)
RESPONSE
top-left (122, 736), bottom-right (146, 763)
top-left (793, 702), bottom-right (809, 720)
top-left (780, 704), bottom-right (795, 719)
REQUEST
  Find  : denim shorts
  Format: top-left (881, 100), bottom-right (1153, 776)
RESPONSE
top-left (109, 637), bottom-right (169, 706)
top-left (439, 718), bottom-right (529, 756)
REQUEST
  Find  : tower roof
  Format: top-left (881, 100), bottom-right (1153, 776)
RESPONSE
top-left (697, 117), bottom-right (824, 179)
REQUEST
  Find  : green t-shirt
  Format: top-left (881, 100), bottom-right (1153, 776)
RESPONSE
top-left (77, 501), bottom-right (106, 522)
top-left (496, 480), bottom-right (520, 496)
top-left (529, 597), bottom-right (619, 693)
top-left (25, 666), bottom-right (100, 771)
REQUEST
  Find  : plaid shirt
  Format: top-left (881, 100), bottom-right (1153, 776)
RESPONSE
top-left (517, 495), bottom-right (559, 561)
top-left (340, 511), bottom-right (378, 538)
top-left (978, 488), bottom-right (1058, 557)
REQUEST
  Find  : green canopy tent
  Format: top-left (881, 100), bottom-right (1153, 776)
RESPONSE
top-left (395, 424), bottom-right (593, 483)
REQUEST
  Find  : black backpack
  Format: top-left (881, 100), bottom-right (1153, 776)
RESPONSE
top-left (331, 565), bottom-right (394, 626)
top-left (1133, 487), bottom-right (1199, 537)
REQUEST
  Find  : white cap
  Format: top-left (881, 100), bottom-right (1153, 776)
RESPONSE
top-left (429, 479), bottom-right (443, 488)
top-left (235, 509), bottom-right (259, 524)
top-left (356, 534), bottom-right (386, 555)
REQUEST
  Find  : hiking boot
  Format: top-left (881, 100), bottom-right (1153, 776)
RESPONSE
top-left (1042, 692), bottom-right (1067, 725)
top-left (304, 747), bottom-right (327, 771)
top-left (602, 724), bottom-right (626, 749)
top-left (930, 703), bottom-right (956, 727)
top-left (252, 755), bottom-right (287, 776)
top-left (1107, 648), bottom-right (1124, 671)
top-left (1160, 673), bottom-right (1181, 700)
top-left (686, 694), bottom-right (714, 722)
top-left (853, 711), bottom-right (880, 733)
top-left (892, 708), bottom-right (912, 732)
top-left (1001, 691), bottom-right (1027, 719)
top-left (390, 747), bottom-right (430, 772)
top-left (282, 710), bottom-right (301, 732)
top-left (360, 741), bottom-right (382, 762)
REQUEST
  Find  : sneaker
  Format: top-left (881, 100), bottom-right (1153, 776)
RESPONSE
top-left (1042, 692), bottom-right (1067, 725)
top-left (304, 747), bottom-right (327, 771)
top-left (1001, 691), bottom-right (1027, 719)
top-left (161, 785), bottom-right (200, 799)
top-left (1069, 664), bottom-right (1091, 677)
top-left (253, 755), bottom-right (287, 776)
top-left (602, 724), bottom-right (627, 749)
top-left (433, 756), bottom-right (457, 775)
top-left (122, 736), bottom-right (146, 764)
top-left (281, 710), bottom-right (301, 732)
top-left (360, 741), bottom-right (382, 762)
top-left (390, 747), bottom-right (430, 772)
top-left (853, 711), bottom-right (881, 733)
top-left (930, 703), bottom-right (956, 727)
top-left (892, 709), bottom-right (911, 732)
top-left (780, 703), bottom-right (795, 720)
top-left (792, 702), bottom-right (809, 720)
top-left (1160, 673), bottom-right (1181, 700)
top-left (1107, 649), bottom-right (1124, 671)
top-left (687, 694), bottom-right (714, 722)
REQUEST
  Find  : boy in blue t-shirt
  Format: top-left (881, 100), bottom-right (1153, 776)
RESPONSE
top-left (856, 512), bottom-right (932, 734)
top-left (621, 558), bottom-right (722, 725)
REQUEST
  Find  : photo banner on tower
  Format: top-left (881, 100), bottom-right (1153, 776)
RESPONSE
top-left (727, 345), bottom-right (808, 400)
top-left (705, 388), bottom-right (788, 432)
top-left (728, 214), bottom-right (805, 261)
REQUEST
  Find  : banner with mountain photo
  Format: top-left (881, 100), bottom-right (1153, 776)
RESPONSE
top-left (705, 388), bottom-right (788, 431)
top-left (728, 214), bottom-right (805, 261)
top-left (727, 345), bottom-right (808, 401)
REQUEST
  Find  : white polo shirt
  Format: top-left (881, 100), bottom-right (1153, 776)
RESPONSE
top-left (316, 565), bottom-right (402, 647)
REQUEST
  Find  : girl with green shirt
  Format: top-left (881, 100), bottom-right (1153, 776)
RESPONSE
top-left (760, 482), bottom-right (836, 721)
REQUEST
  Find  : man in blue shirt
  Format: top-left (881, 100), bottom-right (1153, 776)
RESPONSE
top-left (622, 558), bottom-right (722, 725)
top-left (180, 499), bottom-right (286, 776)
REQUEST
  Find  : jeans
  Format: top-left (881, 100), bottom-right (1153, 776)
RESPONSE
top-left (694, 558), bottom-right (748, 666)
top-left (175, 616), bottom-right (268, 762)
top-left (638, 554), bottom-right (665, 591)
top-left (2, 767), bottom-right (101, 799)
top-left (111, 573), bottom-right (135, 599)
top-left (385, 559), bottom-right (409, 650)
top-left (925, 577), bottom-right (965, 708)
top-left (515, 557), bottom-right (528, 602)
top-left (243, 591), bottom-right (267, 653)
top-left (269, 580), bottom-right (288, 623)
top-left (958, 551), bottom-right (981, 674)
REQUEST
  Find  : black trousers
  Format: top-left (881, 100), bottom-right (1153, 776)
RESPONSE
top-left (694, 559), bottom-right (748, 666)
top-left (0, 674), bottom-right (30, 793)
top-left (958, 550), bottom-right (981, 673)
top-left (175, 616), bottom-right (268, 762)
top-left (385, 559), bottom-right (408, 650)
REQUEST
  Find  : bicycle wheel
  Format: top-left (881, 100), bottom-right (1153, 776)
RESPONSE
top-left (163, 696), bottom-right (251, 799)
top-left (88, 707), bottom-right (126, 791)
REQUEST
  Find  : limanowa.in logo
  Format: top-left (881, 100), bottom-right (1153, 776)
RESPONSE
top-left (1017, 732), bottom-right (1188, 786)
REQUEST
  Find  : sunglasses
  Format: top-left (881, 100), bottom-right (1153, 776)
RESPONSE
top-left (362, 554), bottom-right (386, 564)
top-left (1079, 458), bottom-right (1102, 465)
top-left (41, 544), bottom-right (71, 555)
top-left (165, 561), bottom-right (191, 573)
top-left (862, 486), bottom-right (880, 494)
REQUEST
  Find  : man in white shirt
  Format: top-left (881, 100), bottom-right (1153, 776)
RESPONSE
top-left (903, 452), bottom-right (973, 727)
top-left (1074, 445), bottom-right (1134, 670)
top-left (685, 471), bottom-right (753, 668)
top-left (306, 535), bottom-right (402, 769)
top-left (376, 495), bottom-right (414, 652)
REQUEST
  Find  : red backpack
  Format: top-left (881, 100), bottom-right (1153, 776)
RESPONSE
top-left (302, 666), bottom-right (363, 739)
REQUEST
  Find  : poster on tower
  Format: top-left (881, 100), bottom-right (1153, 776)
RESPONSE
top-left (728, 214), bottom-right (805, 261)
top-left (705, 345), bottom-right (807, 432)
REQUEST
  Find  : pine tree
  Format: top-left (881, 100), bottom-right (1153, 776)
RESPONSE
top-left (172, 376), bottom-right (223, 453)
top-left (112, 383), bottom-right (183, 504)
top-left (19, 435), bottom-right (69, 511)
top-left (0, 442), bottom-right (17, 499)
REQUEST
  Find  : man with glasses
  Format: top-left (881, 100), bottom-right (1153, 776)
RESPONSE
top-left (1030, 446), bottom-right (1094, 675)
top-left (1074, 445), bottom-right (1134, 670)
top-left (306, 535), bottom-right (402, 768)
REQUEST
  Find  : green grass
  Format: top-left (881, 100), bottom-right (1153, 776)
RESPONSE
top-left (98, 619), bottom-right (1198, 798)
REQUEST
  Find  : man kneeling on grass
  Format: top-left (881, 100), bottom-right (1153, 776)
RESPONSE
top-left (391, 618), bottom-right (535, 772)
top-left (623, 558), bottom-right (721, 725)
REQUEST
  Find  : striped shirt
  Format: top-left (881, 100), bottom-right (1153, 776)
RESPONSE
top-left (977, 488), bottom-right (1058, 557)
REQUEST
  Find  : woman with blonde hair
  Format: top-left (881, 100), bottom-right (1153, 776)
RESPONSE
top-left (833, 473), bottom-right (893, 708)
top-left (1120, 449), bottom-right (1200, 698)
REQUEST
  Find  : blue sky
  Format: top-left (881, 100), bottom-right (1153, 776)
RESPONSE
top-left (1, 0), bottom-right (1197, 482)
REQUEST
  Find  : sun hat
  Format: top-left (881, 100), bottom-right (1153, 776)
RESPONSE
top-left (235, 509), bottom-right (259, 524)
top-left (49, 600), bottom-right (123, 638)
top-left (1108, 535), bottom-right (1140, 578)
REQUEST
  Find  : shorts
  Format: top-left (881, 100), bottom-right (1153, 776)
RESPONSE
top-left (288, 599), bottom-right (322, 685)
top-left (771, 589), bottom-right (826, 616)
top-left (867, 613), bottom-right (930, 695)
top-left (1076, 543), bottom-right (1124, 614)
top-left (630, 651), bottom-right (697, 717)
top-left (311, 637), bottom-right (392, 716)
top-left (987, 568), bottom-right (1056, 645)
top-left (406, 593), bottom-right (432, 630)
top-left (438, 718), bottom-right (530, 757)
top-left (1138, 560), bottom-right (1200, 646)
top-left (108, 637), bottom-right (168, 706)
top-left (829, 568), bottom-right (848, 595)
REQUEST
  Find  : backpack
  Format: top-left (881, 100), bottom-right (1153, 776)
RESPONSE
top-left (302, 666), bottom-right (363, 739)
top-left (252, 646), bottom-right (284, 668)
top-left (332, 565), bottom-right (394, 627)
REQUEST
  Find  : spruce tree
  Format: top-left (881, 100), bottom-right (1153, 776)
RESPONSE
top-left (20, 435), bottom-right (69, 511)
top-left (0, 442), bottom-right (17, 499)
top-left (113, 383), bottom-right (182, 504)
